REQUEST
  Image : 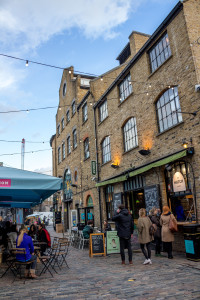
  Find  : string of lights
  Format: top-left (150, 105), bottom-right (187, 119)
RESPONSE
top-left (0, 148), bottom-right (52, 157)
top-left (0, 139), bottom-right (49, 144)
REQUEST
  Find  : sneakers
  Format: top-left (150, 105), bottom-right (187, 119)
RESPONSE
top-left (143, 259), bottom-right (149, 265)
top-left (143, 259), bottom-right (152, 265)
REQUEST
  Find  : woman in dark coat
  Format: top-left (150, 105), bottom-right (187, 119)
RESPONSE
top-left (150, 208), bottom-right (162, 256)
top-left (28, 224), bottom-right (37, 239)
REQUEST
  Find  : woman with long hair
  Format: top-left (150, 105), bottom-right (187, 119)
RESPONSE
top-left (28, 224), bottom-right (37, 239)
top-left (16, 227), bottom-right (37, 278)
top-left (138, 208), bottom-right (153, 265)
top-left (160, 205), bottom-right (177, 259)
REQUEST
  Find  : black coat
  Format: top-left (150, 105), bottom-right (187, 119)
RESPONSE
top-left (112, 209), bottom-right (134, 239)
top-left (150, 215), bottom-right (161, 239)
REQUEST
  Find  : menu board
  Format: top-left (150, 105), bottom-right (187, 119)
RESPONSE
top-left (113, 193), bottom-right (122, 212)
top-left (144, 185), bottom-right (160, 214)
top-left (89, 233), bottom-right (106, 257)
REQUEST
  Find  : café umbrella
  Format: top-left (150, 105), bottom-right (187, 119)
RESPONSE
top-left (0, 166), bottom-right (62, 208)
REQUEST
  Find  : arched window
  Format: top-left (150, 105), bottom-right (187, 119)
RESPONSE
top-left (84, 138), bottom-right (90, 159)
top-left (73, 129), bottom-right (77, 149)
top-left (87, 196), bottom-right (93, 207)
top-left (102, 136), bottom-right (111, 164)
top-left (123, 117), bottom-right (138, 152)
top-left (156, 87), bottom-right (182, 133)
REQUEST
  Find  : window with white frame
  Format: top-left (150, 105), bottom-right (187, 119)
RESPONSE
top-left (66, 110), bottom-right (70, 124)
top-left (149, 32), bottom-right (171, 73)
top-left (99, 100), bottom-right (108, 122)
top-left (82, 103), bottom-right (88, 123)
top-left (61, 117), bottom-right (65, 131)
top-left (84, 138), bottom-right (90, 160)
top-left (123, 117), bottom-right (138, 152)
top-left (156, 87), bottom-right (182, 133)
top-left (73, 129), bottom-right (77, 149)
top-left (58, 147), bottom-right (61, 164)
top-left (57, 124), bottom-right (60, 136)
top-left (62, 142), bottom-right (65, 160)
top-left (72, 100), bottom-right (76, 116)
top-left (102, 136), bottom-right (111, 164)
top-left (119, 73), bottom-right (132, 103)
top-left (67, 136), bottom-right (71, 155)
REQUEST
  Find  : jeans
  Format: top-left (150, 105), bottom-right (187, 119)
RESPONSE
top-left (119, 237), bottom-right (132, 262)
top-left (26, 255), bottom-right (37, 270)
top-left (140, 242), bottom-right (151, 259)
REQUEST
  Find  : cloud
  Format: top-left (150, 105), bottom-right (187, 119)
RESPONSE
top-left (33, 166), bottom-right (52, 175)
top-left (0, 0), bottom-right (140, 52)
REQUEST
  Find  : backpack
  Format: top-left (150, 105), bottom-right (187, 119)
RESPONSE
top-left (43, 228), bottom-right (51, 247)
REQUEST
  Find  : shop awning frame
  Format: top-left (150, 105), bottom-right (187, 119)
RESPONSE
top-left (96, 149), bottom-right (188, 187)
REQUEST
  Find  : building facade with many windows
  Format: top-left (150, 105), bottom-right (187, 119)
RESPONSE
top-left (51, 1), bottom-right (200, 249)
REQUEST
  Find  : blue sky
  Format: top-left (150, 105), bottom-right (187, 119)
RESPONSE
top-left (0, 0), bottom-right (178, 174)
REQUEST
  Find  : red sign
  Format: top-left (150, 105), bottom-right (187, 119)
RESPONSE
top-left (0, 179), bottom-right (11, 187)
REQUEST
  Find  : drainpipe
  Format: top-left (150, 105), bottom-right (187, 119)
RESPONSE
top-left (93, 97), bottom-right (102, 231)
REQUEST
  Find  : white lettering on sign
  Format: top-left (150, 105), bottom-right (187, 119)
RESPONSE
top-left (0, 179), bottom-right (11, 187)
top-left (173, 172), bottom-right (186, 192)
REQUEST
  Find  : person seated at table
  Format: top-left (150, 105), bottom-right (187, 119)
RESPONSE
top-left (28, 224), bottom-right (37, 239)
top-left (7, 224), bottom-right (18, 249)
top-left (16, 227), bottom-right (37, 278)
top-left (83, 221), bottom-right (94, 239)
top-left (37, 224), bottom-right (50, 255)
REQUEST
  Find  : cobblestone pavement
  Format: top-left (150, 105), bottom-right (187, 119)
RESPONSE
top-left (0, 226), bottom-right (200, 300)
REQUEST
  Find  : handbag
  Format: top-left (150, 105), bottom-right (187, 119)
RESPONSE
top-left (149, 224), bottom-right (157, 236)
top-left (169, 215), bottom-right (178, 232)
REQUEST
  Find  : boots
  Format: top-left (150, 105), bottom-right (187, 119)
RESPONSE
top-left (29, 269), bottom-right (37, 279)
top-left (24, 269), bottom-right (30, 278)
top-left (121, 260), bottom-right (125, 265)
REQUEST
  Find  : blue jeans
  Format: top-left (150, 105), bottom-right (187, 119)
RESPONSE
top-left (25, 255), bottom-right (37, 270)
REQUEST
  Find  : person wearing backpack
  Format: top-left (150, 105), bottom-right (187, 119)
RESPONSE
top-left (37, 224), bottom-right (51, 255)
top-left (137, 208), bottom-right (153, 265)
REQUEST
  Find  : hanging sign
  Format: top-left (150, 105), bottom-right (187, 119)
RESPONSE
top-left (173, 172), bottom-right (186, 192)
top-left (91, 161), bottom-right (96, 175)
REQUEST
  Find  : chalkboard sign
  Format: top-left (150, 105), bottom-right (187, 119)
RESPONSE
top-left (113, 193), bottom-right (122, 212)
top-left (144, 185), bottom-right (160, 214)
top-left (89, 233), bottom-right (106, 257)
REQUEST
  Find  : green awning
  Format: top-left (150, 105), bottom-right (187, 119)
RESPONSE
top-left (129, 150), bottom-right (187, 178)
top-left (96, 150), bottom-right (187, 188)
top-left (96, 175), bottom-right (127, 187)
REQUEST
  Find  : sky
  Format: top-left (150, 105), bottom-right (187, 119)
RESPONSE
top-left (0, 0), bottom-right (178, 175)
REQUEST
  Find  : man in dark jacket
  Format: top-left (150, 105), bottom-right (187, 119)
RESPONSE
top-left (112, 204), bottom-right (134, 265)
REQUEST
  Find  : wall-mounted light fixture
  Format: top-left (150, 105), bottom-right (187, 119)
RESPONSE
top-left (111, 162), bottom-right (119, 169)
top-left (138, 149), bottom-right (151, 156)
top-left (182, 137), bottom-right (192, 149)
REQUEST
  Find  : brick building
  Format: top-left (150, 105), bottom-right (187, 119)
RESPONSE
top-left (51, 0), bottom-right (200, 246)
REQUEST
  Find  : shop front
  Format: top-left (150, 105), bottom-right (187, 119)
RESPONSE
top-left (164, 160), bottom-right (197, 224)
top-left (77, 195), bottom-right (94, 229)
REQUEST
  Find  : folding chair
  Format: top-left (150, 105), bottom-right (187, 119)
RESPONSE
top-left (13, 248), bottom-right (33, 280)
top-left (39, 242), bottom-right (59, 277)
top-left (57, 238), bottom-right (70, 268)
top-left (79, 231), bottom-right (89, 250)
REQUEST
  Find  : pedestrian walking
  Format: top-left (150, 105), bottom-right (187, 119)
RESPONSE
top-left (137, 208), bottom-right (153, 265)
top-left (160, 206), bottom-right (177, 259)
top-left (149, 207), bottom-right (162, 256)
top-left (112, 204), bottom-right (134, 265)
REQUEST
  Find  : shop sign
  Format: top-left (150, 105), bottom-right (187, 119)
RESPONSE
top-left (173, 172), bottom-right (186, 192)
top-left (91, 161), bottom-right (96, 175)
top-left (0, 179), bottom-right (11, 187)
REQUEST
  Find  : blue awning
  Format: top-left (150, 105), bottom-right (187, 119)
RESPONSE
top-left (0, 167), bottom-right (62, 208)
